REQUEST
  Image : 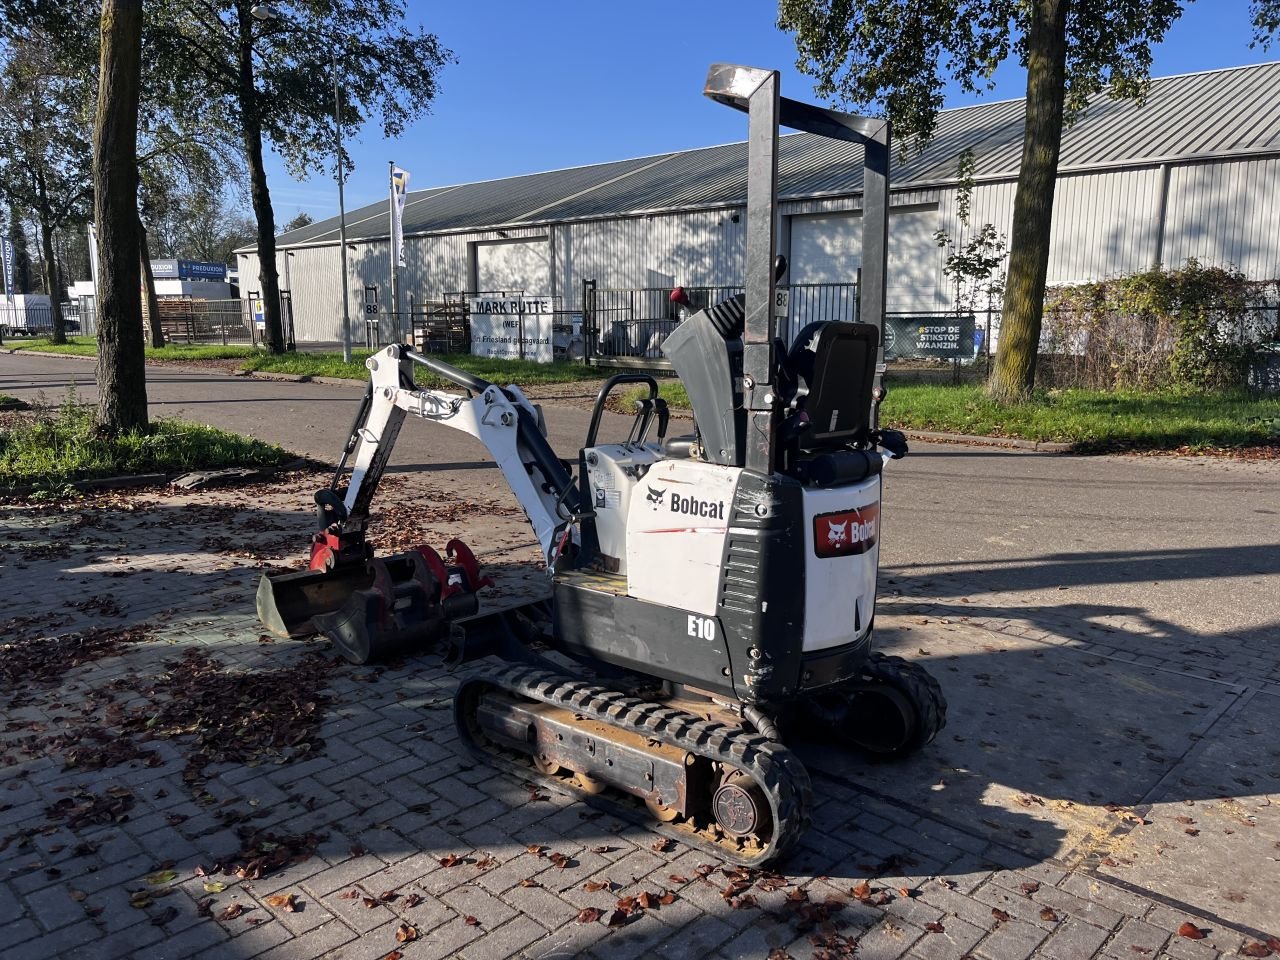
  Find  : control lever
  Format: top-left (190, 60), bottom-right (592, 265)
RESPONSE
top-left (873, 428), bottom-right (909, 460)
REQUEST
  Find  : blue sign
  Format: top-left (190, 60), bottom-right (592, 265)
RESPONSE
top-left (149, 259), bottom-right (227, 281)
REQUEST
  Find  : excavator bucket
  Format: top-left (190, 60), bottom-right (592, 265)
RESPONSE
top-left (256, 540), bottom-right (493, 665)
top-left (255, 564), bottom-right (377, 640)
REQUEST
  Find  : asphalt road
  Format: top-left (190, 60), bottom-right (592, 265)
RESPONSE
top-left (3, 351), bottom-right (1277, 645)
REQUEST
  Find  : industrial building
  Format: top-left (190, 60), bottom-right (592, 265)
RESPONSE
top-left (236, 61), bottom-right (1280, 350)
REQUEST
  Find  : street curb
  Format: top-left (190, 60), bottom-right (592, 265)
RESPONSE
top-left (0, 458), bottom-right (322, 499)
top-left (903, 429), bottom-right (1076, 453)
top-left (8, 352), bottom-right (1075, 453)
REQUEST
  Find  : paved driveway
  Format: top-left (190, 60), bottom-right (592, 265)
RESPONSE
top-left (1, 351), bottom-right (1277, 959)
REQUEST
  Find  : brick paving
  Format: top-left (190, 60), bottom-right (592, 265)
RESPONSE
top-left (1, 466), bottom-right (1277, 960)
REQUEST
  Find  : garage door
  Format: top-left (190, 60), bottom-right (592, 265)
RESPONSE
top-left (789, 207), bottom-right (944, 312)
top-left (475, 237), bottom-right (551, 295)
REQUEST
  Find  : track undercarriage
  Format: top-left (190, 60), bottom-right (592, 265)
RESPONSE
top-left (449, 648), bottom-right (945, 866)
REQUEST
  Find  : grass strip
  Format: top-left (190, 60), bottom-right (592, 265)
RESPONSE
top-left (0, 393), bottom-right (292, 490)
top-left (238, 350), bottom-right (602, 387)
top-left (7, 337), bottom-right (256, 361)
top-left (630, 381), bottom-right (1280, 451)
top-left (9, 337), bottom-right (602, 387)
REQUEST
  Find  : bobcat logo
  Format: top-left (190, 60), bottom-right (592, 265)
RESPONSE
top-left (827, 520), bottom-right (849, 546)
top-left (645, 485), bottom-right (666, 509)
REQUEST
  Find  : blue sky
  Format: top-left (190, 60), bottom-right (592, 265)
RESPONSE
top-left (262, 0), bottom-right (1276, 222)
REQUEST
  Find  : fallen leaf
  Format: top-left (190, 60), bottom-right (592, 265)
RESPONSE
top-left (658, 890), bottom-right (676, 905)
top-left (1267, 938), bottom-right (1280, 953)
top-left (992, 908), bottom-right (1010, 923)
top-left (898, 887), bottom-right (913, 898)
top-left (1240, 943), bottom-right (1271, 958)
top-left (583, 881), bottom-right (609, 892)
top-left (730, 894), bottom-right (758, 910)
top-left (668, 874), bottom-right (687, 884)
top-left (786, 889), bottom-right (808, 903)
top-left (203, 881), bottom-right (227, 894)
top-left (219, 903), bottom-right (246, 921)
top-left (549, 852), bottom-right (571, 869)
top-left (195, 898), bottom-right (214, 917)
top-left (1040, 907), bottom-right (1058, 922)
top-left (1177, 922), bottom-right (1206, 940)
top-left (576, 907), bottom-right (602, 924)
top-left (338, 890), bottom-right (360, 900)
top-left (851, 881), bottom-right (872, 902)
top-left (607, 909), bottom-right (628, 928)
top-left (395, 923), bottom-right (418, 943)
top-left (145, 870), bottom-right (178, 885)
top-left (362, 897), bottom-right (378, 909)
top-left (518, 878), bottom-right (540, 888)
top-left (438, 854), bottom-right (461, 868)
top-left (1176, 815), bottom-right (1195, 824)
top-left (526, 845), bottom-right (544, 856)
top-left (379, 891), bottom-right (398, 903)
top-left (1185, 828), bottom-right (1200, 836)
top-left (637, 891), bottom-right (657, 910)
top-left (591, 845), bottom-right (611, 854)
top-left (873, 891), bottom-right (892, 906)
top-left (382, 953), bottom-right (403, 960)
top-left (464, 915), bottom-right (480, 927)
top-left (651, 838), bottom-right (673, 853)
top-left (1020, 881), bottom-right (1041, 895)
top-left (925, 921), bottom-right (945, 933)
top-left (129, 892), bottom-right (152, 909)
top-left (69, 889), bottom-right (88, 902)
top-left (245, 917), bottom-right (265, 926)
top-left (474, 856), bottom-right (495, 870)
top-left (403, 893), bottom-right (423, 907)
top-left (150, 905), bottom-right (179, 926)
top-left (265, 893), bottom-right (297, 912)
top-left (350, 845), bottom-right (365, 858)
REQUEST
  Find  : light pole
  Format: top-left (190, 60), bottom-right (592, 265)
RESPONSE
top-left (250, 4), bottom-right (353, 362)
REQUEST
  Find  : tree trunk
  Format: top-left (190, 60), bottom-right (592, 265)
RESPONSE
top-left (138, 215), bottom-right (164, 348)
top-left (35, 175), bottom-right (67, 344)
top-left (237, 1), bottom-right (285, 354)
top-left (93, 0), bottom-right (148, 435)
top-left (989, 0), bottom-right (1069, 403)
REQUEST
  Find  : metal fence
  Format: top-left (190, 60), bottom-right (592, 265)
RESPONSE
top-left (583, 281), bottom-right (861, 368)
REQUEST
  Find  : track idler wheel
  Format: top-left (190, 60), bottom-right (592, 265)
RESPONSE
top-left (808, 652), bottom-right (947, 760)
top-left (712, 772), bottom-right (772, 840)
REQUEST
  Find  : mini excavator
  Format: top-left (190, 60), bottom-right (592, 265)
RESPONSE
top-left (257, 64), bottom-right (946, 865)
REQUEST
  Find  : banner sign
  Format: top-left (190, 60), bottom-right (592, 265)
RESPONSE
top-left (1, 236), bottom-right (13, 302)
top-left (469, 296), bottom-right (553, 362)
top-left (884, 314), bottom-right (976, 359)
top-left (391, 167), bottom-right (410, 268)
top-left (150, 259), bottom-right (227, 281)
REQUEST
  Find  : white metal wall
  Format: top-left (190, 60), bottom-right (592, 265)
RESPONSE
top-left (1162, 157), bottom-right (1280, 278)
top-left (257, 155), bottom-right (1280, 342)
top-left (789, 206), bottom-right (948, 312)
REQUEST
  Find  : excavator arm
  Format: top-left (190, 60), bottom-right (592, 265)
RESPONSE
top-left (256, 344), bottom-right (583, 663)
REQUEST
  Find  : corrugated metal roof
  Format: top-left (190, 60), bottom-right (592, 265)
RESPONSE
top-left (254, 61), bottom-right (1280, 251)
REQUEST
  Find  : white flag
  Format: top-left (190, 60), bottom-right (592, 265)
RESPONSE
top-left (1, 236), bottom-right (13, 303)
top-left (391, 167), bottom-right (410, 268)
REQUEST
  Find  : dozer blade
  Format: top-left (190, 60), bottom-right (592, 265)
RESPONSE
top-left (256, 564), bottom-right (377, 640)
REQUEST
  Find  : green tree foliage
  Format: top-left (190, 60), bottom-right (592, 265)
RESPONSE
top-left (281, 210), bottom-right (314, 233)
top-left (142, 1), bottom-right (454, 353)
top-left (778, 0), bottom-right (1188, 402)
top-left (1043, 261), bottom-right (1277, 391)
top-left (0, 33), bottom-right (95, 342)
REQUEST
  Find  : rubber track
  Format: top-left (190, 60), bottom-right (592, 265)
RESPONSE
top-left (454, 663), bottom-right (813, 866)
top-left (863, 651), bottom-right (948, 748)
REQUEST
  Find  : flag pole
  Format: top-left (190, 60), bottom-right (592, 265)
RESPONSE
top-left (389, 160), bottom-right (400, 343)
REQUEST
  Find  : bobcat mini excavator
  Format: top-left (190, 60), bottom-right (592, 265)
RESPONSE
top-left (257, 64), bottom-right (946, 866)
